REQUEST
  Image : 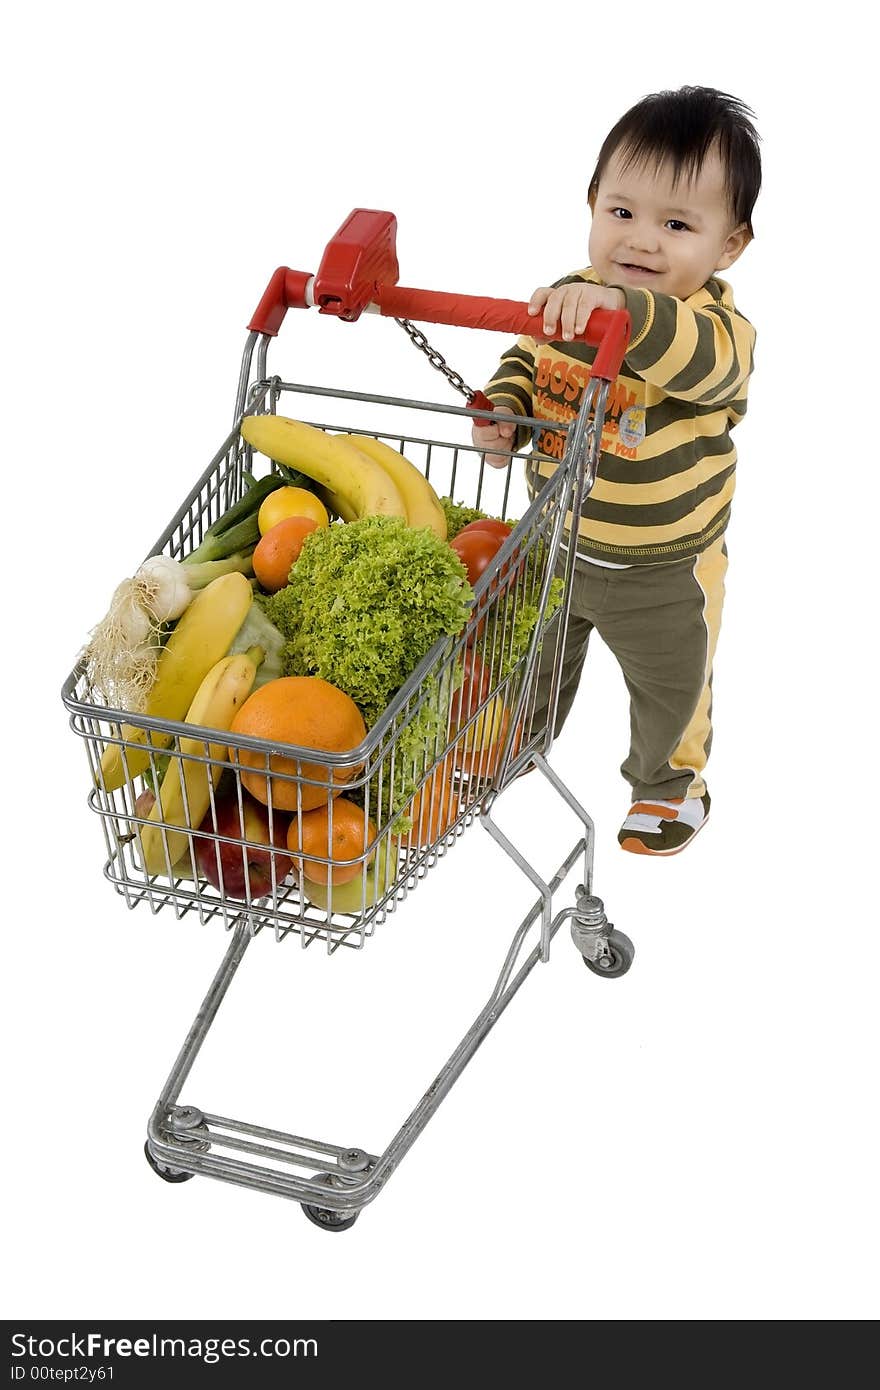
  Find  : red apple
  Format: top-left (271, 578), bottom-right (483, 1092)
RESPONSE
top-left (194, 789), bottom-right (293, 899)
top-left (449, 647), bottom-right (492, 725)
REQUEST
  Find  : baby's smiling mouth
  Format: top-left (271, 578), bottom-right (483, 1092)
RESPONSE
top-left (618, 262), bottom-right (660, 274)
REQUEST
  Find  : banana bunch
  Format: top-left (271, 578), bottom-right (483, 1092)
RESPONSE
top-left (240, 416), bottom-right (447, 539)
top-left (137, 645), bottom-right (263, 876)
top-left (98, 571), bottom-right (253, 792)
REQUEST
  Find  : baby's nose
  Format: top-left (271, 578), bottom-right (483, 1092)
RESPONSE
top-left (626, 225), bottom-right (661, 252)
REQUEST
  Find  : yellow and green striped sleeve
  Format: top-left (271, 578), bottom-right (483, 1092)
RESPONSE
top-left (485, 334), bottom-right (537, 451)
top-left (613, 282), bottom-right (756, 408)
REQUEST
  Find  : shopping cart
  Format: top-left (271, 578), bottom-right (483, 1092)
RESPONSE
top-left (62, 209), bottom-right (634, 1229)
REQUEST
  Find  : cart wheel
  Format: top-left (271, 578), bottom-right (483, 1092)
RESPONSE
top-left (301, 1173), bottom-right (360, 1232)
top-left (144, 1141), bottom-right (194, 1184)
top-left (583, 929), bottom-right (634, 979)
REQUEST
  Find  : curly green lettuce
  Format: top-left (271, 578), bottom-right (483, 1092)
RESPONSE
top-left (492, 575), bottom-right (565, 682)
top-left (353, 666), bottom-right (459, 829)
top-left (439, 497), bottom-right (489, 540)
top-left (265, 516), bottom-right (472, 726)
top-left (264, 515), bottom-right (564, 832)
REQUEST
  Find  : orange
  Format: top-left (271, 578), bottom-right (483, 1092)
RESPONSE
top-left (257, 486), bottom-right (329, 536)
top-left (229, 676), bottom-right (367, 812)
top-left (287, 797), bottom-right (377, 884)
top-left (393, 759), bottom-right (461, 847)
top-left (253, 516), bottom-right (319, 592)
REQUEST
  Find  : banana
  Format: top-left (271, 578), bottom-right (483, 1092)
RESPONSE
top-left (240, 415), bottom-right (407, 522)
top-left (318, 485), bottom-right (359, 523)
top-left (138, 645), bottom-right (263, 875)
top-left (98, 570), bottom-right (253, 792)
top-left (336, 434), bottom-right (447, 539)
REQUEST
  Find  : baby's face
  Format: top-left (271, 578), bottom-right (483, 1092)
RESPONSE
top-left (588, 143), bottom-right (749, 300)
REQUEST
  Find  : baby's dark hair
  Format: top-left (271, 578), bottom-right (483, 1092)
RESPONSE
top-left (588, 86), bottom-right (762, 236)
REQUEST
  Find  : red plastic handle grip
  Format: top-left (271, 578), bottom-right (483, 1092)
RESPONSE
top-left (373, 285), bottom-right (631, 381)
top-left (247, 210), bottom-right (399, 335)
top-left (248, 268), bottom-right (314, 337)
top-left (312, 209), bottom-right (399, 320)
top-left (468, 389), bottom-right (495, 427)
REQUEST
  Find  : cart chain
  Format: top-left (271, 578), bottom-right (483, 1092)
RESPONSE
top-left (394, 317), bottom-right (478, 403)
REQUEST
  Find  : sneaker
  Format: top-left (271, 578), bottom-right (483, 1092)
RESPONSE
top-left (618, 791), bottom-right (711, 856)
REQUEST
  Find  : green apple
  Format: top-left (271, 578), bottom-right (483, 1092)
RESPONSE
top-left (303, 837), bottom-right (397, 915)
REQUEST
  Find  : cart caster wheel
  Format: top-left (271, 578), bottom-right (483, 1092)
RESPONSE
top-left (583, 929), bottom-right (634, 979)
top-left (144, 1141), bottom-right (194, 1183)
top-left (301, 1173), bottom-right (360, 1232)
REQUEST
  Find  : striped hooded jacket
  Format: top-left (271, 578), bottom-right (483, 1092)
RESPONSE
top-left (485, 268), bottom-right (756, 565)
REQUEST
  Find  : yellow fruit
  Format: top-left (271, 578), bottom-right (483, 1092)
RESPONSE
top-left (97, 571), bottom-right (253, 792)
top-left (336, 434), bottom-right (447, 539)
top-left (459, 695), bottom-right (508, 751)
top-left (138, 646), bottom-right (262, 875)
top-left (242, 416), bottom-right (407, 522)
top-left (258, 486), bottom-right (329, 536)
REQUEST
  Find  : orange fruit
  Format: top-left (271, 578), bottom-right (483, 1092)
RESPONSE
top-left (230, 676), bottom-right (367, 812)
top-left (287, 797), bottom-right (377, 884)
top-left (253, 516), bottom-right (319, 592)
top-left (257, 486), bottom-right (329, 536)
top-left (393, 759), bottom-right (461, 846)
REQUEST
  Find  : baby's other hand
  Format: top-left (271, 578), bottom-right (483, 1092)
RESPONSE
top-left (472, 407), bottom-right (518, 469)
top-left (528, 283), bottom-right (625, 342)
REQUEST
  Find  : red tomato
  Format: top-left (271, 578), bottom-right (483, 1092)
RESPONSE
top-left (456, 518), bottom-right (514, 545)
top-left (457, 519), bottom-right (521, 588)
top-left (450, 529), bottom-right (504, 588)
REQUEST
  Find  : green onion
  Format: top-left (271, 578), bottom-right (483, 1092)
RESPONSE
top-left (184, 474), bottom-right (285, 565)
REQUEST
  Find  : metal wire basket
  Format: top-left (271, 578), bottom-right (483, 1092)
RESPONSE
top-left (63, 375), bottom-right (588, 953)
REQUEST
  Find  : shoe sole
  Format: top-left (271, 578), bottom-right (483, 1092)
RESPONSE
top-left (619, 810), bottom-right (710, 857)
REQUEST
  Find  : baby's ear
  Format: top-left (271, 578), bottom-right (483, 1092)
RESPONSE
top-left (717, 223), bottom-right (752, 270)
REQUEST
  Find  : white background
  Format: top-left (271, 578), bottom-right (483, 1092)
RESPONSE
top-left (3, 0), bottom-right (876, 1323)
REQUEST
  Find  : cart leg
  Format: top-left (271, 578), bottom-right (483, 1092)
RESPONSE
top-left (480, 813), bottom-right (553, 962)
top-left (480, 750), bottom-right (596, 962)
top-left (481, 753), bottom-right (632, 976)
top-left (145, 921), bottom-right (252, 1180)
top-left (362, 839), bottom-right (587, 1196)
top-left (530, 752), bottom-right (595, 897)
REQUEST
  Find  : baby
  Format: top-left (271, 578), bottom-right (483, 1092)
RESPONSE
top-left (474, 86), bottom-right (761, 855)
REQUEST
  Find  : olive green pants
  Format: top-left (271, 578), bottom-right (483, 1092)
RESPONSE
top-left (531, 537), bottom-right (728, 802)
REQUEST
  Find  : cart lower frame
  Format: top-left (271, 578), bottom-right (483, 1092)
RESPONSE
top-left (145, 753), bottom-right (632, 1227)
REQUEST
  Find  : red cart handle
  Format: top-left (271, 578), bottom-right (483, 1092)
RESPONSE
top-left (247, 208), bottom-right (631, 382)
top-left (248, 267), bottom-right (315, 336)
top-left (373, 286), bottom-right (630, 383)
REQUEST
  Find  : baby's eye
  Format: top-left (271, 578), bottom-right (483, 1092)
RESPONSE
top-left (666, 219), bottom-right (690, 232)
top-left (611, 207), bottom-right (632, 219)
